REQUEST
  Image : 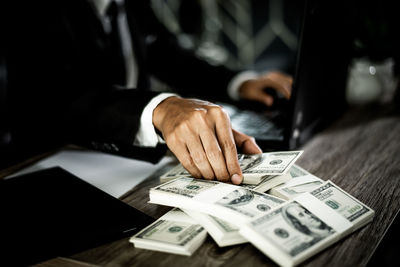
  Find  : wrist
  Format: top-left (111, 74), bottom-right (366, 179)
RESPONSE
top-left (152, 96), bottom-right (180, 131)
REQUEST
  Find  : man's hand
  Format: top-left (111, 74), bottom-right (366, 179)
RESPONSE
top-left (153, 96), bottom-right (262, 184)
top-left (239, 71), bottom-right (293, 106)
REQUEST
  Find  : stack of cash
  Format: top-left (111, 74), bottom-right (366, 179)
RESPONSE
top-left (238, 152), bottom-right (303, 184)
top-left (149, 177), bottom-right (285, 228)
top-left (182, 210), bottom-right (247, 247)
top-left (182, 165), bottom-right (322, 247)
top-left (131, 151), bottom-right (374, 266)
top-left (130, 208), bottom-right (207, 256)
top-left (149, 176), bottom-right (285, 248)
top-left (240, 172), bottom-right (292, 193)
top-left (145, 178), bottom-right (374, 266)
top-left (240, 181), bottom-right (374, 267)
top-left (160, 151), bottom-right (302, 185)
top-left (268, 165), bottom-right (324, 200)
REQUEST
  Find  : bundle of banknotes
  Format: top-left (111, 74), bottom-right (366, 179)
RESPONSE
top-left (130, 208), bottom-right (207, 256)
top-left (130, 151), bottom-right (375, 266)
top-left (160, 151), bottom-right (303, 185)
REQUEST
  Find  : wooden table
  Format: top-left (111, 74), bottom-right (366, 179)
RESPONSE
top-left (18, 104), bottom-right (400, 266)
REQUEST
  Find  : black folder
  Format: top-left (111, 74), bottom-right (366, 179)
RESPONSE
top-left (0, 167), bottom-right (154, 266)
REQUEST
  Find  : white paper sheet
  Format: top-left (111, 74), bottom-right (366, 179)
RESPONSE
top-left (8, 149), bottom-right (174, 198)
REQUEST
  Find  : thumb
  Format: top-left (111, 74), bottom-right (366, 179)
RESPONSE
top-left (259, 93), bottom-right (274, 106)
top-left (260, 72), bottom-right (293, 99)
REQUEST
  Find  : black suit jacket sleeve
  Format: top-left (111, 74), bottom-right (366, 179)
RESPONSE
top-left (2, 0), bottom-right (167, 163)
top-left (2, 0), bottom-right (239, 164)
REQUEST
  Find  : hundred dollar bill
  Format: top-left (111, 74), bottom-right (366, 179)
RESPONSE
top-left (160, 151), bottom-right (303, 184)
top-left (241, 173), bottom-right (291, 193)
top-left (149, 177), bottom-right (285, 228)
top-left (160, 168), bottom-right (290, 193)
top-left (268, 165), bottom-right (324, 200)
top-left (240, 181), bottom-right (375, 267)
top-left (129, 208), bottom-right (207, 256)
top-left (215, 187), bottom-right (285, 217)
top-left (288, 164), bottom-right (310, 178)
top-left (269, 175), bottom-right (324, 200)
top-left (240, 201), bottom-right (340, 267)
top-left (281, 180), bottom-right (324, 196)
top-left (240, 151), bottom-right (303, 183)
top-left (153, 177), bottom-right (219, 198)
top-left (183, 210), bottom-right (247, 247)
top-left (308, 181), bottom-right (375, 228)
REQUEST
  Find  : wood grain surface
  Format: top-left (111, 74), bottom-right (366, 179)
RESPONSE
top-left (27, 104), bottom-right (400, 266)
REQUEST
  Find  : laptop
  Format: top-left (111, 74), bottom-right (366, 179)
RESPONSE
top-left (0, 167), bottom-right (155, 266)
top-left (220, 0), bottom-right (350, 151)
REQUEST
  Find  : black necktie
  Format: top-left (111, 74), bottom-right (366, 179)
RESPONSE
top-left (106, 0), bottom-right (126, 86)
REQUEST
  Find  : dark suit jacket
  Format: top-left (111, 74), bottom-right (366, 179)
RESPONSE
top-left (0, 0), bottom-right (238, 167)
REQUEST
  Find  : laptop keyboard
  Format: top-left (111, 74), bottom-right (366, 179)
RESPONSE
top-left (219, 103), bottom-right (284, 140)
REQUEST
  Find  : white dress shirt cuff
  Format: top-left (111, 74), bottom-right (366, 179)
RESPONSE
top-left (134, 93), bottom-right (178, 147)
top-left (227, 71), bottom-right (259, 101)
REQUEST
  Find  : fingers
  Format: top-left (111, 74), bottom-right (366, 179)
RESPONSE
top-left (212, 108), bottom-right (243, 184)
top-left (167, 137), bottom-right (202, 179)
top-left (259, 93), bottom-right (274, 107)
top-left (199, 127), bottom-right (231, 182)
top-left (261, 72), bottom-right (293, 99)
top-left (165, 115), bottom-right (217, 180)
top-left (189, 110), bottom-right (230, 181)
top-left (239, 82), bottom-right (274, 106)
top-left (238, 71), bottom-right (293, 107)
top-left (262, 78), bottom-right (291, 99)
top-left (233, 129), bottom-right (262, 154)
top-left (186, 134), bottom-right (216, 180)
top-left (163, 104), bottom-right (234, 182)
top-left (156, 97), bottom-right (256, 185)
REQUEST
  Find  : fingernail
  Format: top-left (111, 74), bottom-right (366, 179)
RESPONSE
top-left (231, 174), bottom-right (242, 184)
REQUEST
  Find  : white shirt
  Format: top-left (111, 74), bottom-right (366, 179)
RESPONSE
top-left (90, 0), bottom-right (255, 147)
